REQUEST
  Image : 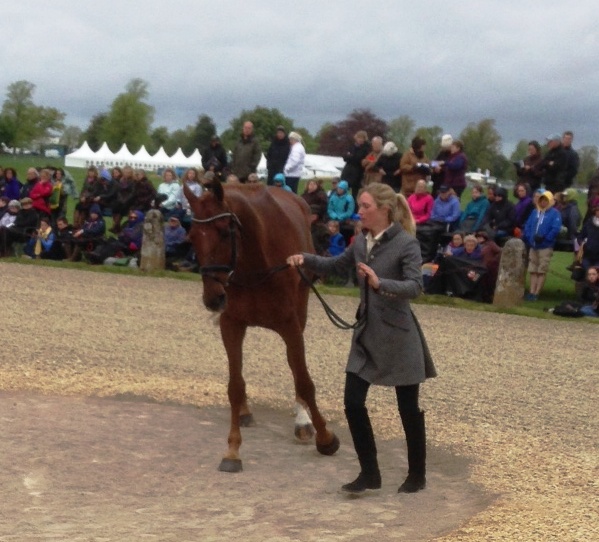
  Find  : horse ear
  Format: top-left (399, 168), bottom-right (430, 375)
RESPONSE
top-left (212, 178), bottom-right (224, 202)
top-left (182, 181), bottom-right (197, 204)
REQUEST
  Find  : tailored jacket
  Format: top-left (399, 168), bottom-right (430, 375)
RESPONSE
top-left (302, 223), bottom-right (436, 386)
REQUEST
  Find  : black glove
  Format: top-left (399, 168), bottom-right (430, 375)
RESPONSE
top-left (534, 234), bottom-right (544, 244)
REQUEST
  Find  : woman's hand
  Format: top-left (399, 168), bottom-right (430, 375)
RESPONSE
top-left (357, 262), bottom-right (380, 289)
top-left (287, 254), bottom-right (304, 267)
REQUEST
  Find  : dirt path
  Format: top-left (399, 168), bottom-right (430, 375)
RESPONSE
top-left (1, 263), bottom-right (597, 541)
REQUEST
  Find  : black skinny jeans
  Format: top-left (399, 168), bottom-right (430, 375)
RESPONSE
top-left (344, 371), bottom-right (420, 416)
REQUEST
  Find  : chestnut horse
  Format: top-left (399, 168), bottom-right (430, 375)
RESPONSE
top-left (184, 179), bottom-right (340, 472)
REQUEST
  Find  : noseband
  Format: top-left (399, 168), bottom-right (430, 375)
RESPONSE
top-left (191, 212), bottom-right (241, 285)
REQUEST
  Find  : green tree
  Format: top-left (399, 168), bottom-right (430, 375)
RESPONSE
top-left (149, 126), bottom-right (170, 154)
top-left (169, 126), bottom-right (194, 155)
top-left (294, 126), bottom-right (317, 154)
top-left (414, 125), bottom-right (444, 159)
top-left (459, 119), bottom-right (503, 174)
top-left (387, 115), bottom-right (415, 152)
top-left (101, 78), bottom-right (154, 151)
top-left (0, 80), bottom-right (65, 153)
top-left (82, 113), bottom-right (108, 151)
top-left (577, 145), bottom-right (598, 186)
top-left (189, 114), bottom-right (217, 155)
top-left (509, 139), bottom-right (530, 162)
top-left (59, 125), bottom-right (83, 151)
top-left (220, 106), bottom-right (294, 153)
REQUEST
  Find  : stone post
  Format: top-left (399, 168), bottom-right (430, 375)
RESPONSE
top-left (140, 209), bottom-right (165, 272)
top-left (493, 237), bottom-right (527, 307)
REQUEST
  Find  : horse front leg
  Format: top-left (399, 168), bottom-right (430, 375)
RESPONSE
top-left (218, 314), bottom-right (248, 473)
top-left (282, 326), bottom-right (340, 456)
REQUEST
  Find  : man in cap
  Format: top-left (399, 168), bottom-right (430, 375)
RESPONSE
top-left (540, 133), bottom-right (568, 194)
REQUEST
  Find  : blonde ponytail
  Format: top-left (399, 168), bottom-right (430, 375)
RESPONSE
top-left (395, 193), bottom-right (416, 236)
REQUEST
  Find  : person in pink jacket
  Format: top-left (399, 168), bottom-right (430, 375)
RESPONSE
top-left (407, 179), bottom-right (434, 224)
top-left (29, 168), bottom-right (53, 217)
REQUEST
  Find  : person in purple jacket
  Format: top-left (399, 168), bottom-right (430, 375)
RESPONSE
top-left (439, 140), bottom-right (468, 198)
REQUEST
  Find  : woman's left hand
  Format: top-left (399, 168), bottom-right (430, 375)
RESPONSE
top-left (357, 262), bottom-right (380, 289)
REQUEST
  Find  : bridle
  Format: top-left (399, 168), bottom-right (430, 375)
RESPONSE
top-left (191, 212), bottom-right (241, 285)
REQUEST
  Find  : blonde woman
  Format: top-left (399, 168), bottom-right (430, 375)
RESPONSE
top-left (287, 182), bottom-right (436, 495)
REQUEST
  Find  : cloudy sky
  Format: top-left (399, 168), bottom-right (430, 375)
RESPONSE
top-left (4, 1), bottom-right (598, 154)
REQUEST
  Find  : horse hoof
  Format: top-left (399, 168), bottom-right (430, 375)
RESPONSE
top-left (316, 433), bottom-right (340, 456)
top-left (240, 413), bottom-right (255, 427)
top-left (294, 423), bottom-right (315, 442)
top-left (218, 458), bottom-right (243, 473)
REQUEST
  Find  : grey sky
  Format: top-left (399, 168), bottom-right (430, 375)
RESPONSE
top-left (4, 1), bottom-right (598, 154)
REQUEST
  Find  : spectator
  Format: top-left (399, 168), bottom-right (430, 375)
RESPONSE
top-left (92, 169), bottom-right (117, 215)
top-left (29, 168), bottom-right (53, 217)
top-left (225, 173), bottom-right (241, 184)
top-left (231, 121), bottom-right (262, 183)
top-left (562, 130), bottom-right (579, 188)
top-left (265, 126), bottom-right (290, 185)
top-left (1, 197), bottom-right (39, 257)
top-left (483, 186), bottom-right (515, 242)
top-left (131, 169), bottom-right (157, 212)
top-left (327, 219), bottom-right (346, 256)
top-left (74, 166), bottom-right (99, 227)
top-left (301, 179), bottom-right (328, 221)
top-left (523, 191), bottom-right (562, 301)
top-left (20, 167), bottom-right (40, 200)
top-left (374, 141), bottom-right (402, 193)
top-left (512, 182), bottom-right (535, 233)
top-left (444, 231), bottom-right (464, 256)
top-left (25, 216), bottom-right (59, 260)
top-left (309, 205), bottom-right (330, 256)
top-left (272, 173), bottom-right (292, 192)
top-left (55, 216), bottom-right (75, 260)
top-left (407, 179), bottom-right (434, 225)
top-left (555, 188), bottom-right (581, 247)
top-left (69, 203), bottom-right (106, 261)
top-left (400, 136), bottom-right (430, 197)
top-left (180, 168), bottom-right (203, 227)
top-left (362, 136), bottom-right (383, 186)
top-left (117, 210), bottom-right (145, 254)
top-left (202, 135), bottom-right (228, 180)
top-left (540, 133), bottom-right (568, 193)
top-left (474, 230), bottom-right (502, 303)
top-left (156, 168), bottom-right (181, 216)
top-left (2, 167), bottom-right (22, 201)
top-left (327, 180), bottom-right (355, 224)
top-left (247, 173), bottom-right (260, 184)
top-left (283, 131), bottom-right (306, 194)
top-left (164, 215), bottom-right (188, 259)
top-left (440, 140), bottom-right (468, 198)
top-left (458, 183), bottom-right (489, 233)
top-left (514, 140), bottom-right (543, 191)
top-left (577, 198), bottom-right (599, 271)
top-left (0, 199), bottom-right (19, 227)
top-left (341, 130), bottom-right (371, 200)
top-left (585, 168), bottom-right (599, 222)
top-left (326, 177), bottom-right (340, 198)
top-left (431, 134), bottom-right (453, 197)
top-left (110, 165), bottom-right (136, 234)
top-left (429, 186), bottom-right (461, 231)
top-left (578, 266), bottom-right (599, 317)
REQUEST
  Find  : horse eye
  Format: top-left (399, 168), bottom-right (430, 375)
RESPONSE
top-left (218, 228), bottom-right (230, 240)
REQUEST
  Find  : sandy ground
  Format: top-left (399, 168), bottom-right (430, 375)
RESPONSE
top-left (1, 262), bottom-right (597, 541)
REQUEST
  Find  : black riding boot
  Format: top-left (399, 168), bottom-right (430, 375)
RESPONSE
top-left (398, 410), bottom-right (426, 493)
top-left (341, 406), bottom-right (381, 493)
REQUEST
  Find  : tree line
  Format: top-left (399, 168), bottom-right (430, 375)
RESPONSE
top-left (1, 78), bottom-right (597, 185)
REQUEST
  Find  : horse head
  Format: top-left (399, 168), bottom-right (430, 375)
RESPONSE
top-left (184, 178), bottom-right (240, 313)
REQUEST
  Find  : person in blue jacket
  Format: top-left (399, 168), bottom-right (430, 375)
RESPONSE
top-left (523, 191), bottom-right (562, 300)
top-left (430, 186), bottom-right (461, 230)
top-left (458, 184), bottom-right (490, 233)
top-left (272, 173), bottom-right (293, 192)
top-left (327, 180), bottom-right (355, 222)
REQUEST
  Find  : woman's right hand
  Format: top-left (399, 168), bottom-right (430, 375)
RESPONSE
top-left (287, 254), bottom-right (304, 267)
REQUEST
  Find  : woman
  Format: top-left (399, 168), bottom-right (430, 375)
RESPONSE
top-left (579, 266), bottom-right (599, 317)
top-left (577, 198), bottom-right (599, 270)
top-left (2, 167), bottom-right (22, 201)
top-left (131, 169), bottom-right (157, 212)
top-left (156, 168), bottom-right (181, 216)
top-left (110, 165), bottom-right (136, 233)
top-left (512, 182), bottom-right (534, 233)
top-left (374, 141), bottom-right (402, 193)
top-left (407, 179), bottom-right (434, 224)
top-left (341, 130), bottom-right (371, 199)
top-left (287, 183), bottom-right (436, 494)
top-left (458, 184), bottom-right (489, 233)
top-left (515, 140), bottom-right (543, 192)
top-left (301, 179), bottom-right (328, 222)
top-left (440, 140), bottom-right (468, 198)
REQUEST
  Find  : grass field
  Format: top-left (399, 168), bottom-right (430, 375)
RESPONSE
top-left (1, 155), bottom-right (593, 320)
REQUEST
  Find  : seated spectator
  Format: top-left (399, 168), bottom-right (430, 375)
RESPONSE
top-left (309, 205), bottom-right (330, 256)
top-left (164, 215), bottom-right (189, 259)
top-left (301, 179), bottom-right (328, 221)
top-left (523, 191), bottom-right (562, 301)
top-left (25, 216), bottom-right (61, 260)
top-left (110, 165), bottom-right (135, 234)
top-left (475, 230), bottom-right (502, 303)
top-left (273, 173), bottom-right (292, 192)
top-left (0, 199), bottom-right (20, 228)
top-left (452, 234), bottom-right (483, 261)
top-left (92, 169), bottom-right (117, 215)
top-left (131, 169), bottom-right (157, 212)
top-left (225, 173), bottom-right (241, 184)
top-left (55, 216), bottom-right (75, 260)
top-left (429, 186), bottom-right (461, 231)
top-left (407, 179), bottom-right (434, 224)
top-left (459, 183), bottom-right (489, 233)
top-left (0, 197), bottom-right (10, 220)
top-left (29, 168), bottom-right (53, 217)
top-left (247, 173), bottom-right (260, 184)
top-left (74, 166), bottom-right (99, 227)
top-left (68, 203), bottom-right (106, 261)
top-left (156, 168), bottom-right (182, 217)
top-left (2, 167), bottom-right (22, 201)
top-left (577, 198), bottom-right (599, 271)
top-left (483, 186), bottom-right (515, 243)
top-left (579, 266), bottom-right (599, 316)
top-left (326, 177), bottom-right (340, 198)
top-left (444, 231), bottom-right (464, 256)
top-left (327, 180), bottom-right (355, 223)
top-left (512, 182), bottom-right (534, 234)
top-left (327, 220), bottom-right (346, 256)
top-left (0, 197), bottom-right (38, 257)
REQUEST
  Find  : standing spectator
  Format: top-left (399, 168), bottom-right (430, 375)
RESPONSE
top-left (374, 141), bottom-right (402, 193)
top-left (440, 140), bottom-right (468, 198)
top-left (231, 121), bottom-right (262, 183)
top-left (265, 126), bottom-right (290, 185)
top-left (301, 179), bottom-right (328, 221)
top-left (283, 131), bottom-right (306, 194)
top-left (362, 136), bottom-right (383, 186)
top-left (540, 133), bottom-right (568, 193)
top-left (431, 134), bottom-right (453, 197)
top-left (483, 186), bottom-right (515, 242)
top-left (400, 136), bottom-right (430, 197)
top-left (523, 191), bottom-right (562, 301)
top-left (29, 168), bottom-right (53, 217)
top-left (585, 168), bottom-right (599, 222)
top-left (341, 130), bottom-right (371, 200)
top-left (458, 184), bottom-right (490, 233)
top-left (562, 130), bottom-right (579, 188)
top-left (407, 179), bottom-right (434, 225)
top-left (514, 140), bottom-right (543, 191)
top-left (556, 188), bottom-right (582, 246)
top-left (512, 182), bottom-right (535, 233)
top-left (2, 168), bottom-right (22, 201)
top-left (202, 135), bottom-right (228, 180)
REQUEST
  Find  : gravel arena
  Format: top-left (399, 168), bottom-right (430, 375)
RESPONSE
top-left (1, 262), bottom-right (597, 541)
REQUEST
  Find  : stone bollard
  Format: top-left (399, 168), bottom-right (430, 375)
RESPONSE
top-left (140, 209), bottom-right (165, 272)
top-left (493, 237), bottom-right (527, 307)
